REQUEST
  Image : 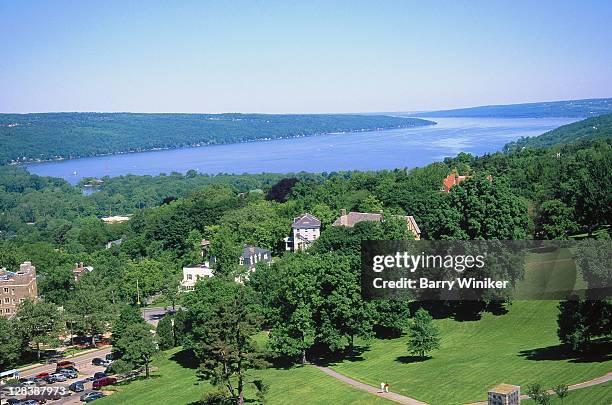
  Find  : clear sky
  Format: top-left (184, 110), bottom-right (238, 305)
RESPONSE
top-left (1, 0), bottom-right (611, 113)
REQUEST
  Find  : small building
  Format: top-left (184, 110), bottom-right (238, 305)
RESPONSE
top-left (332, 209), bottom-right (421, 240)
top-left (236, 245), bottom-right (272, 284)
top-left (240, 245), bottom-right (272, 271)
top-left (105, 238), bottom-right (123, 249)
top-left (180, 262), bottom-right (213, 291)
top-left (101, 215), bottom-right (131, 224)
top-left (0, 261), bottom-right (38, 318)
top-left (284, 213), bottom-right (321, 251)
top-left (441, 172), bottom-right (492, 193)
top-left (72, 262), bottom-right (94, 283)
top-left (488, 384), bottom-right (520, 405)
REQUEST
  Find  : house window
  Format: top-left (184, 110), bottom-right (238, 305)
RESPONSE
top-left (3, 288), bottom-right (8, 293)
top-left (5, 308), bottom-right (10, 313)
top-left (187, 274), bottom-right (193, 280)
top-left (4, 298), bottom-right (9, 304)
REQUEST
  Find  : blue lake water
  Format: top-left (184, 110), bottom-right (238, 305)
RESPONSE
top-left (26, 117), bottom-right (578, 184)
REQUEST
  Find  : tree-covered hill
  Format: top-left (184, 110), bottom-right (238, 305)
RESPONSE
top-left (411, 97), bottom-right (612, 118)
top-left (0, 113), bottom-right (433, 165)
top-left (505, 113), bottom-right (612, 150)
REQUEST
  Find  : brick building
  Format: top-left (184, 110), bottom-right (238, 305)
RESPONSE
top-left (0, 261), bottom-right (38, 318)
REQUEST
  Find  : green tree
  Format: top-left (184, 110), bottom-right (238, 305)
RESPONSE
top-left (535, 200), bottom-right (578, 239)
top-left (527, 383), bottom-right (552, 405)
top-left (268, 256), bottom-right (317, 364)
top-left (407, 308), bottom-right (440, 358)
top-left (65, 283), bottom-right (111, 346)
top-left (553, 384), bottom-right (569, 404)
top-left (157, 314), bottom-right (175, 350)
top-left (116, 323), bottom-right (158, 379)
top-left (111, 305), bottom-right (145, 348)
top-left (184, 278), bottom-right (267, 405)
top-left (0, 317), bottom-right (21, 369)
top-left (446, 177), bottom-right (530, 239)
top-left (15, 299), bottom-right (64, 360)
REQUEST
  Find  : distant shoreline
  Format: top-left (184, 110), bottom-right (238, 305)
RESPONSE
top-left (19, 121), bottom-right (437, 167)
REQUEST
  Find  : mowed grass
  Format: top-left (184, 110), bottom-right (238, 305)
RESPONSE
top-left (97, 347), bottom-right (392, 405)
top-left (329, 301), bottom-right (612, 405)
top-left (515, 249), bottom-right (587, 299)
top-left (523, 381), bottom-right (612, 404)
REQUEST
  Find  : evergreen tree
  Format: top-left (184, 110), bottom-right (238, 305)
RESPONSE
top-left (407, 308), bottom-right (440, 358)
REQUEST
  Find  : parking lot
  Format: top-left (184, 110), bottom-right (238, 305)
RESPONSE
top-left (2, 347), bottom-right (113, 404)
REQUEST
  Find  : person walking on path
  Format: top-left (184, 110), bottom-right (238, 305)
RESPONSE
top-left (380, 382), bottom-right (385, 393)
top-left (385, 383), bottom-right (390, 393)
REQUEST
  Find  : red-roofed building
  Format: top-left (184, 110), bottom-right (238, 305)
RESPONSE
top-left (441, 172), bottom-right (492, 192)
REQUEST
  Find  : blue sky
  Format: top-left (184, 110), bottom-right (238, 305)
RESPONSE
top-left (1, 1), bottom-right (611, 113)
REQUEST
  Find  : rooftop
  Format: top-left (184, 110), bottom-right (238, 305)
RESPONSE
top-left (488, 384), bottom-right (520, 394)
top-left (292, 213), bottom-right (321, 229)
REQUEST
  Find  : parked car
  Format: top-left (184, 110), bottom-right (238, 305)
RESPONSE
top-left (19, 401), bottom-right (38, 405)
top-left (21, 379), bottom-right (37, 387)
top-left (80, 391), bottom-right (105, 402)
top-left (6, 399), bottom-right (22, 405)
top-left (91, 358), bottom-right (110, 366)
top-left (56, 365), bottom-right (78, 374)
top-left (104, 353), bottom-right (114, 361)
top-left (56, 360), bottom-right (75, 369)
top-left (92, 376), bottom-right (116, 390)
top-left (35, 372), bottom-right (49, 380)
top-left (69, 381), bottom-right (85, 392)
top-left (93, 372), bottom-right (107, 380)
top-left (59, 368), bottom-right (78, 378)
top-left (52, 373), bottom-right (68, 382)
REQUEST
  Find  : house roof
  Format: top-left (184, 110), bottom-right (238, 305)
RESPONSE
top-left (241, 245), bottom-right (271, 260)
top-left (488, 384), bottom-right (520, 394)
top-left (292, 213), bottom-right (321, 229)
top-left (332, 211), bottom-right (421, 235)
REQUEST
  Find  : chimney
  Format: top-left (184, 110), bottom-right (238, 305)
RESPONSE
top-left (340, 209), bottom-right (347, 216)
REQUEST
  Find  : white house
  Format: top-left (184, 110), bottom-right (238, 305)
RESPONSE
top-left (284, 213), bottom-right (321, 251)
top-left (180, 262), bottom-right (213, 291)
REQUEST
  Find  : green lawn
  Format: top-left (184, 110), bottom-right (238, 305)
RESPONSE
top-left (329, 301), bottom-right (611, 405)
top-left (97, 347), bottom-right (391, 405)
top-left (523, 381), bottom-right (612, 404)
top-left (515, 249), bottom-right (587, 299)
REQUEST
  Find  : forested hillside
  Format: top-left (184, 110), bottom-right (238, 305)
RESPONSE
top-left (505, 113), bottom-right (612, 150)
top-left (0, 113), bottom-right (433, 165)
top-left (412, 97), bottom-right (612, 118)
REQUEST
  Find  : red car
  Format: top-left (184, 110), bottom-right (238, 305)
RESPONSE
top-left (35, 372), bottom-right (50, 379)
top-left (56, 360), bottom-right (75, 368)
top-left (93, 376), bottom-right (117, 390)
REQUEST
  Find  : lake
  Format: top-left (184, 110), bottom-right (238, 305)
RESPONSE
top-left (26, 117), bottom-right (578, 184)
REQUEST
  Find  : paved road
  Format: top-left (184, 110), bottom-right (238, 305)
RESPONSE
top-left (141, 306), bottom-right (174, 327)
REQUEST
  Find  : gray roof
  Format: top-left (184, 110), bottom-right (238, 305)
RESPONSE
top-left (292, 213), bottom-right (321, 229)
top-left (241, 245), bottom-right (271, 260)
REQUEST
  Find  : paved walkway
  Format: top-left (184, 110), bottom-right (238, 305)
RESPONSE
top-left (316, 365), bottom-right (612, 405)
top-left (468, 371), bottom-right (612, 404)
top-left (314, 365), bottom-right (428, 404)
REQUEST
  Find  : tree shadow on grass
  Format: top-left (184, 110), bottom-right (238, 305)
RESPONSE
top-left (309, 344), bottom-right (368, 367)
top-left (518, 340), bottom-right (612, 363)
top-left (410, 300), bottom-right (509, 322)
top-left (170, 348), bottom-right (199, 369)
top-left (115, 375), bottom-right (162, 386)
top-left (395, 355), bottom-right (431, 364)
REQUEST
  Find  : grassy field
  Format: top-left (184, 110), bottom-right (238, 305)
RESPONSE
top-left (97, 347), bottom-right (391, 405)
top-left (329, 301), bottom-right (611, 405)
top-left (523, 381), bottom-right (612, 404)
